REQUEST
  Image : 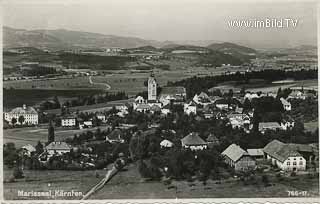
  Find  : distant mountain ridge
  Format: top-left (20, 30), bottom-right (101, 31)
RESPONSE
top-left (3, 26), bottom-right (174, 50)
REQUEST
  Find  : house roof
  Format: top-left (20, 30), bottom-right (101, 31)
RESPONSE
top-left (258, 122), bottom-right (281, 129)
top-left (9, 106), bottom-right (37, 114)
top-left (263, 140), bottom-right (302, 162)
top-left (198, 92), bottom-right (210, 99)
top-left (181, 132), bottom-right (207, 146)
top-left (206, 134), bottom-right (220, 144)
top-left (221, 144), bottom-right (249, 162)
top-left (22, 144), bottom-right (36, 152)
top-left (46, 142), bottom-right (71, 150)
top-left (136, 104), bottom-right (151, 110)
top-left (280, 97), bottom-right (291, 106)
top-left (161, 86), bottom-right (186, 95)
top-left (247, 148), bottom-right (264, 157)
top-left (150, 105), bottom-right (161, 111)
top-left (107, 129), bottom-right (123, 141)
top-left (160, 139), bottom-right (174, 147)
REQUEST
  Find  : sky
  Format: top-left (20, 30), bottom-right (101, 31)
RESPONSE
top-left (2, 0), bottom-right (318, 48)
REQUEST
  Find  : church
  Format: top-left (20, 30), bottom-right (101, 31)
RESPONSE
top-left (133, 73), bottom-right (186, 112)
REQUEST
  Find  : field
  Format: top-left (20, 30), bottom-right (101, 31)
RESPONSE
top-left (4, 162), bottom-right (318, 200)
top-left (3, 126), bottom-right (111, 148)
top-left (304, 121), bottom-right (319, 132)
top-left (3, 76), bottom-right (103, 90)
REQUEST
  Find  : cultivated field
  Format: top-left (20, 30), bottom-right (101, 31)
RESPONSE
top-left (3, 126), bottom-right (111, 148)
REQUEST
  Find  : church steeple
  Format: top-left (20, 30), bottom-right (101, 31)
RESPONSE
top-left (148, 73), bottom-right (157, 101)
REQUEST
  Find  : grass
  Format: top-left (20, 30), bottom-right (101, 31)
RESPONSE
top-left (304, 121), bottom-right (319, 132)
top-left (3, 162), bottom-right (319, 200)
top-left (3, 125), bottom-right (111, 148)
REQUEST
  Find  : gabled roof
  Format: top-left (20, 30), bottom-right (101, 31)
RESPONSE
top-left (206, 134), bottom-right (220, 144)
top-left (247, 148), bottom-right (264, 157)
top-left (221, 144), bottom-right (249, 162)
top-left (160, 139), bottom-right (174, 147)
top-left (161, 86), bottom-right (186, 95)
top-left (46, 142), bottom-right (71, 150)
top-left (280, 97), bottom-right (291, 106)
top-left (258, 122), bottom-right (281, 129)
top-left (107, 129), bottom-right (123, 141)
top-left (181, 132), bottom-right (207, 146)
top-left (9, 106), bottom-right (37, 114)
top-left (136, 104), bottom-right (151, 110)
top-left (198, 92), bottom-right (210, 99)
top-left (263, 139), bottom-right (303, 162)
top-left (22, 144), bottom-right (36, 152)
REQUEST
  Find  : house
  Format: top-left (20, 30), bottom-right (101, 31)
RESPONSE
top-left (215, 99), bottom-right (229, 110)
top-left (221, 144), bottom-right (256, 171)
top-left (206, 133), bottom-right (220, 148)
top-left (258, 122), bottom-right (282, 133)
top-left (160, 139), bottom-right (174, 148)
top-left (135, 96), bottom-right (145, 104)
top-left (96, 114), bottom-right (106, 122)
top-left (193, 92), bottom-right (211, 105)
top-left (79, 120), bottom-right (93, 129)
top-left (280, 116), bottom-right (295, 130)
top-left (161, 104), bottom-right (171, 115)
top-left (184, 101), bottom-right (197, 115)
top-left (287, 90), bottom-right (306, 100)
top-left (21, 144), bottom-right (36, 156)
top-left (280, 97), bottom-right (291, 111)
top-left (4, 104), bottom-right (38, 125)
top-left (263, 140), bottom-right (306, 171)
top-left (135, 104), bottom-right (151, 112)
top-left (106, 129), bottom-right (125, 143)
top-left (160, 86), bottom-right (187, 100)
top-left (247, 148), bottom-right (264, 160)
top-left (61, 116), bottom-right (77, 127)
top-left (244, 93), bottom-right (259, 100)
top-left (227, 113), bottom-right (250, 130)
top-left (46, 141), bottom-right (71, 155)
top-left (181, 132), bottom-right (207, 151)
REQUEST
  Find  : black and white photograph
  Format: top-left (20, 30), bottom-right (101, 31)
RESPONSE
top-left (1, 0), bottom-right (319, 201)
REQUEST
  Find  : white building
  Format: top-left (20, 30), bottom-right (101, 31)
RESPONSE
top-left (263, 140), bottom-right (306, 171)
top-left (61, 116), bottom-right (76, 127)
top-left (258, 122), bottom-right (283, 134)
top-left (184, 101), bottom-right (197, 115)
top-left (4, 104), bottom-right (38, 125)
top-left (280, 97), bottom-right (291, 111)
top-left (46, 141), bottom-right (72, 155)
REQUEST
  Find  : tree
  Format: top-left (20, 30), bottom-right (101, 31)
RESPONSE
top-left (35, 141), bottom-right (44, 154)
top-left (13, 166), bottom-right (24, 179)
top-left (18, 115), bottom-right (25, 125)
top-left (48, 121), bottom-right (55, 143)
top-left (11, 117), bottom-right (17, 126)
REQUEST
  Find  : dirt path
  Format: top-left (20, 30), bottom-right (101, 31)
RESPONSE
top-left (89, 76), bottom-right (111, 90)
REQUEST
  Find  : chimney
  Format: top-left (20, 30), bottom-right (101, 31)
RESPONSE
top-left (23, 104), bottom-right (27, 110)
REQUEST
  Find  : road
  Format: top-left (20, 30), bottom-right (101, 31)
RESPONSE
top-left (89, 76), bottom-right (111, 90)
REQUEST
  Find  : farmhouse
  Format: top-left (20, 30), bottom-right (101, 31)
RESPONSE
top-left (221, 144), bottom-right (256, 171)
top-left (280, 97), bottom-right (291, 111)
top-left (46, 141), bottom-right (72, 155)
top-left (193, 92), bottom-right (211, 105)
top-left (184, 101), bottom-right (197, 115)
top-left (4, 104), bottom-right (38, 125)
top-left (247, 148), bottom-right (264, 160)
top-left (258, 122), bottom-right (282, 133)
top-left (263, 140), bottom-right (306, 171)
top-left (21, 144), bottom-right (36, 156)
top-left (181, 132), bottom-right (207, 151)
top-left (280, 116), bottom-right (295, 130)
top-left (106, 129), bottom-right (125, 143)
top-left (160, 139), bottom-right (174, 148)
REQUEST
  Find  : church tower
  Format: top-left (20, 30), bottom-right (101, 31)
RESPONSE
top-left (148, 73), bottom-right (157, 101)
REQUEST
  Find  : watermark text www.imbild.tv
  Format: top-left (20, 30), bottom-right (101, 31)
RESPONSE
top-left (228, 18), bottom-right (299, 28)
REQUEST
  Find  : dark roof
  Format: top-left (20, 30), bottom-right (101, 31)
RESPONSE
top-left (107, 129), bottom-right (123, 141)
top-left (181, 132), bottom-right (207, 146)
top-left (46, 142), bottom-right (71, 150)
top-left (161, 86), bottom-right (186, 95)
top-left (247, 148), bottom-right (264, 157)
top-left (206, 134), bottom-right (220, 144)
top-left (222, 144), bottom-right (249, 162)
top-left (263, 140), bottom-right (303, 162)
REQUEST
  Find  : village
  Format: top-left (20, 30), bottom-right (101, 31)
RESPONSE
top-left (3, 69), bottom-right (319, 193)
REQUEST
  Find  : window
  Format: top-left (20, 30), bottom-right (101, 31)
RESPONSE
top-left (293, 158), bottom-right (296, 160)
top-left (287, 162), bottom-right (290, 165)
top-left (293, 162), bottom-right (297, 166)
top-left (299, 161), bottom-right (303, 165)
top-left (300, 158), bottom-right (303, 160)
